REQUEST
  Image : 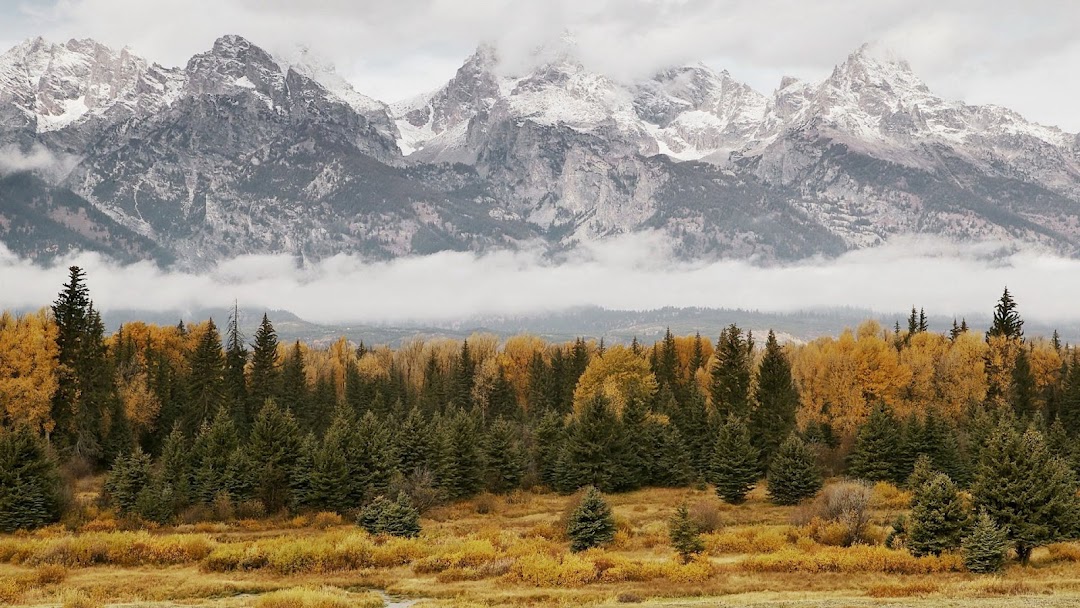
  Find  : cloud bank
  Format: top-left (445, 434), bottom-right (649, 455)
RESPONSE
top-left (0, 144), bottom-right (80, 182)
top-left (0, 234), bottom-right (1077, 327)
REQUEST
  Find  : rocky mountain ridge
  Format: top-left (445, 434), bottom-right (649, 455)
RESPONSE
top-left (1, 35), bottom-right (1077, 267)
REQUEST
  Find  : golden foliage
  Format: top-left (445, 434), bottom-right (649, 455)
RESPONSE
top-left (572, 345), bottom-right (657, 417)
top-left (0, 309), bottom-right (59, 432)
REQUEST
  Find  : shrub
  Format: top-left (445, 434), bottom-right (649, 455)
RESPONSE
top-left (566, 487), bottom-right (616, 552)
top-left (797, 481), bottom-right (873, 547)
top-left (33, 563), bottom-right (68, 585)
top-left (311, 512), bottom-right (344, 530)
top-left (962, 512), bottom-right (1009, 574)
top-left (388, 467), bottom-right (444, 514)
top-left (475, 492), bottom-right (498, 515)
top-left (357, 493), bottom-right (421, 538)
top-left (687, 499), bottom-right (725, 533)
top-left (254, 587), bottom-right (382, 608)
top-left (60, 589), bottom-right (102, 608)
top-left (668, 502), bottom-right (705, 563)
top-left (740, 545), bottom-right (964, 574)
top-left (616, 591), bottom-right (643, 603)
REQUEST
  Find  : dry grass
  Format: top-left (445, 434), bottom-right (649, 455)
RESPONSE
top-left (5, 484), bottom-right (1080, 608)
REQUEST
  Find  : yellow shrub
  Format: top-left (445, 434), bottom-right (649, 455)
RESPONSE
top-left (254, 587), bottom-right (382, 608)
top-left (870, 482), bottom-right (911, 510)
top-left (867, 581), bottom-right (939, 597)
top-left (508, 551), bottom-right (597, 587)
top-left (1048, 543), bottom-right (1080, 562)
top-left (705, 526), bottom-right (791, 554)
top-left (311, 512), bottom-right (344, 530)
top-left (60, 588), bottom-right (102, 608)
top-left (740, 546), bottom-right (964, 574)
top-left (34, 563), bottom-right (68, 585)
top-left (0, 578), bottom-right (26, 605)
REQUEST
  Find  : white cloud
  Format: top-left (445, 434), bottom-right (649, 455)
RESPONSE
top-left (0, 235), bottom-right (1077, 327)
top-left (0, 143), bottom-right (80, 181)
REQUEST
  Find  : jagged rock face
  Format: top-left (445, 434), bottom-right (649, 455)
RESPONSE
top-left (2, 36), bottom-right (1080, 268)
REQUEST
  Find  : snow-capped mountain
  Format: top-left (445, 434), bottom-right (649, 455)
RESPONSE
top-left (1, 35), bottom-right (1078, 268)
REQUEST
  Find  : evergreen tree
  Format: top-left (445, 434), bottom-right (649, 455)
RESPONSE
top-left (847, 404), bottom-right (905, 484)
top-left (50, 267), bottom-right (118, 466)
top-left (280, 341), bottom-right (312, 430)
top-left (662, 385), bottom-right (711, 479)
top-left (352, 411), bottom-right (397, 500)
top-left (644, 419), bottom-right (694, 487)
top-left (751, 330), bottom-right (798, 468)
top-left (308, 413), bottom-right (360, 513)
top-left (248, 399), bottom-right (301, 512)
top-left (1010, 347), bottom-right (1036, 416)
top-left (1059, 353), bottom-right (1080, 437)
top-left (186, 320), bottom-right (226, 435)
top-left (972, 422), bottom-right (1080, 564)
top-left (248, 314), bottom-right (281, 420)
top-left (483, 417), bottom-right (525, 493)
top-left (918, 408), bottom-right (969, 486)
top-left (289, 433), bottom-right (318, 510)
top-left (453, 340), bottom-right (475, 410)
top-left (156, 424), bottom-right (191, 508)
top-left (190, 407), bottom-right (239, 503)
top-left (104, 447), bottom-right (153, 514)
top-left (0, 426), bottom-right (62, 532)
top-left (223, 304), bottom-right (249, 432)
top-left (710, 325), bottom-right (752, 418)
top-left (437, 408), bottom-right (484, 499)
top-left (908, 472), bottom-right (971, 556)
top-left (566, 487), bottom-right (616, 552)
top-left (962, 512), bottom-right (1010, 573)
top-left (532, 408), bottom-right (565, 489)
top-left (396, 407), bottom-right (436, 476)
top-left (986, 287), bottom-right (1024, 341)
top-left (358, 493), bottom-right (422, 538)
top-left (669, 502), bottom-right (705, 563)
top-left (710, 416), bottom-right (760, 504)
top-left (766, 435), bottom-right (823, 505)
top-left (555, 395), bottom-right (627, 493)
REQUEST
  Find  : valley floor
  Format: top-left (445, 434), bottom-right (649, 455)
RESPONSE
top-left (4, 485), bottom-right (1080, 608)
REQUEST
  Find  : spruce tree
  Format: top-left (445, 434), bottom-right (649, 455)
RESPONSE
top-left (249, 314), bottom-right (281, 415)
top-left (847, 404), bottom-right (904, 484)
top-left (766, 435), bottom-right (822, 505)
top-left (751, 330), bottom-right (798, 468)
top-left (908, 472), bottom-right (971, 556)
top-left (280, 341), bottom-right (312, 430)
top-left (710, 325), bottom-right (752, 418)
top-left (669, 502), bottom-right (705, 563)
top-left (396, 407), bottom-right (436, 476)
top-left (437, 408), bottom-right (484, 499)
top-left (223, 304), bottom-right (249, 431)
top-left (532, 408), bottom-right (565, 489)
top-left (566, 486), bottom-right (616, 552)
top-left (710, 416), bottom-right (760, 504)
top-left (962, 512), bottom-right (1010, 573)
top-left (352, 411), bottom-right (397, 500)
top-left (248, 399), bottom-right (301, 512)
top-left (186, 320), bottom-right (226, 435)
top-left (1010, 347), bottom-right (1036, 416)
top-left (483, 417), bottom-right (525, 493)
top-left (644, 418), bottom-right (694, 488)
top-left (190, 407), bottom-right (239, 503)
top-left (972, 422), bottom-right (1080, 564)
top-left (555, 395), bottom-right (627, 493)
top-left (0, 426), bottom-right (62, 532)
top-left (986, 287), bottom-right (1024, 341)
top-left (308, 413), bottom-right (359, 513)
top-left (104, 447), bottom-right (153, 514)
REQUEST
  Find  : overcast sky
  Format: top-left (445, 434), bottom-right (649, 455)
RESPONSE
top-left (1, 0), bottom-right (1079, 130)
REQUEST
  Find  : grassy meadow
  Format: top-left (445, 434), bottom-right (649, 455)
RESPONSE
top-left (4, 481), bottom-right (1080, 608)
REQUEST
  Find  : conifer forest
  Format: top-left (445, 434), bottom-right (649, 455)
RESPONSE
top-left (4, 268), bottom-right (1080, 607)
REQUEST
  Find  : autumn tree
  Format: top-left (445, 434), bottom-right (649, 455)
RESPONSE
top-left (0, 310), bottom-right (58, 433)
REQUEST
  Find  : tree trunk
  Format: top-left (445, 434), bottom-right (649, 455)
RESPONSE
top-left (1018, 544), bottom-right (1032, 566)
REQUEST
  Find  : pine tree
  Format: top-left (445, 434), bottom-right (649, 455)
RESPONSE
top-left (186, 320), bottom-right (226, 435)
top-left (766, 435), bottom-right (822, 505)
top-left (645, 419), bottom-right (694, 487)
top-left (847, 404), bottom-right (905, 484)
top-left (437, 408), bottom-right (484, 500)
top-left (710, 416), bottom-right (760, 504)
top-left (532, 408), bottom-right (565, 489)
top-left (352, 411), bottom-right (397, 500)
top-left (156, 424), bottom-right (192, 509)
top-left (962, 512), bottom-right (1010, 573)
top-left (751, 330), bottom-right (798, 468)
top-left (396, 407), bottom-right (436, 476)
top-left (669, 502), bottom-right (705, 563)
top-left (566, 486), bottom-right (616, 552)
top-left (710, 325), bottom-right (752, 418)
top-left (308, 413), bottom-right (360, 513)
top-left (248, 399), bottom-right (301, 512)
top-left (289, 433), bottom-right (318, 510)
top-left (453, 340), bottom-right (475, 410)
top-left (987, 287), bottom-right (1024, 341)
top-left (483, 417), bottom-right (525, 493)
top-left (382, 493), bottom-right (422, 538)
top-left (972, 422), bottom-right (1080, 564)
top-left (908, 472), bottom-right (971, 556)
top-left (249, 314), bottom-right (281, 415)
top-left (0, 426), bottom-right (62, 532)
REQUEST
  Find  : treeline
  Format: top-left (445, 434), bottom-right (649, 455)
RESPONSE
top-left (3, 269), bottom-right (1080, 551)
